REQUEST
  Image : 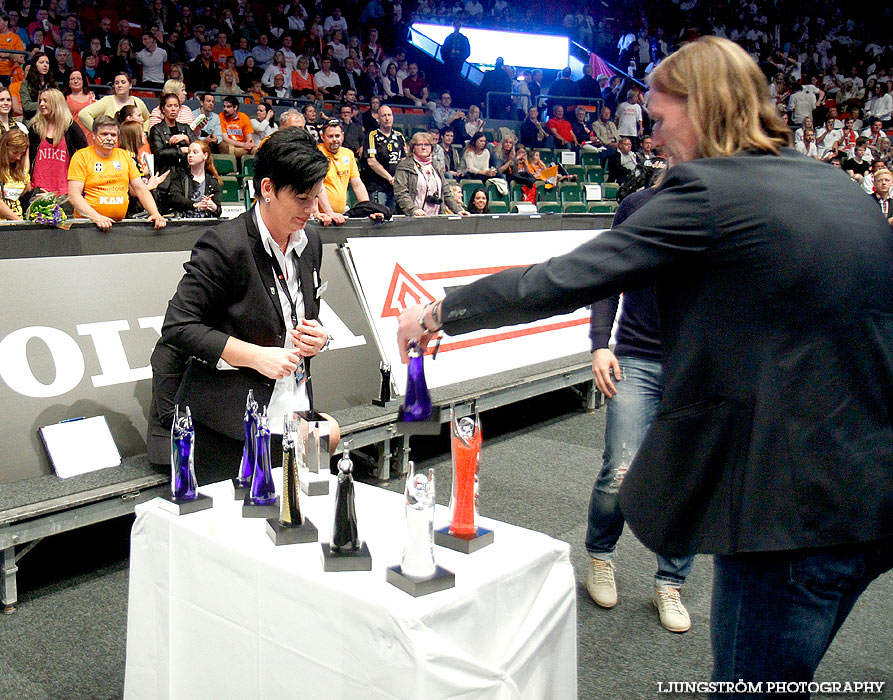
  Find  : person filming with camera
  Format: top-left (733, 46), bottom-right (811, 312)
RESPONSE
top-left (393, 131), bottom-right (468, 217)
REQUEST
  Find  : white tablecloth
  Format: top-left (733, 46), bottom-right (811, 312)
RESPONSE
top-left (123, 473), bottom-right (577, 700)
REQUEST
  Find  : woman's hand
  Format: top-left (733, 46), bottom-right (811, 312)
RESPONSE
top-left (291, 319), bottom-right (328, 357)
top-left (251, 346), bottom-right (302, 379)
top-left (396, 302), bottom-right (440, 364)
top-left (145, 169), bottom-right (170, 191)
top-left (412, 208), bottom-right (427, 217)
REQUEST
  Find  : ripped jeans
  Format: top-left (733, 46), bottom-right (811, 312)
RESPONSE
top-left (585, 355), bottom-right (694, 588)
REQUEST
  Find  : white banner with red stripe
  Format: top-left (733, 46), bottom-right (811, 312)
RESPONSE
top-left (345, 230), bottom-right (605, 393)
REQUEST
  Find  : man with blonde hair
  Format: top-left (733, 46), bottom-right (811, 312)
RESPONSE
top-left (395, 36), bottom-right (893, 694)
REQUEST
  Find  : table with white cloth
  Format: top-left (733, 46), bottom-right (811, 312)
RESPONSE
top-left (123, 473), bottom-right (578, 700)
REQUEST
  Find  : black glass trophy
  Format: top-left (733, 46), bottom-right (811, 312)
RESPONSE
top-left (321, 446), bottom-right (372, 571)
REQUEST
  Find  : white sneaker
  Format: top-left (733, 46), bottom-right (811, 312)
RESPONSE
top-left (587, 558), bottom-right (617, 608)
top-left (653, 586), bottom-right (691, 633)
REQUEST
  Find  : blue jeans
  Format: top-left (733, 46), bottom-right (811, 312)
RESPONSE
top-left (370, 189), bottom-right (395, 212)
top-left (710, 538), bottom-right (893, 698)
top-left (585, 355), bottom-right (694, 588)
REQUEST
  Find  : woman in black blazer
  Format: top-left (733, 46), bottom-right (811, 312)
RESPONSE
top-left (148, 129), bottom-right (333, 483)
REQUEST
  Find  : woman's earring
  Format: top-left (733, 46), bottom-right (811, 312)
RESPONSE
top-left (265, 197), bottom-right (270, 203)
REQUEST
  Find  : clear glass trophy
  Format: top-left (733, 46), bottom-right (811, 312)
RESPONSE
top-left (321, 446), bottom-right (372, 571)
top-left (161, 405), bottom-right (212, 514)
top-left (297, 411), bottom-right (331, 496)
top-left (233, 389), bottom-right (259, 499)
top-left (267, 414), bottom-right (317, 545)
top-left (387, 461), bottom-right (455, 596)
top-left (242, 407), bottom-right (280, 518)
top-left (435, 407), bottom-right (494, 553)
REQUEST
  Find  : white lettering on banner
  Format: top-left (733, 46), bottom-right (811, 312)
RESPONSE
top-left (76, 320), bottom-right (153, 388)
top-left (346, 230), bottom-right (606, 394)
top-left (0, 309), bottom-right (364, 397)
top-left (0, 327), bottom-right (86, 398)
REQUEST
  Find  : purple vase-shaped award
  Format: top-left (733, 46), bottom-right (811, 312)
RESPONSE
top-left (170, 405), bottom-right (197, 500)
top-left (402, 341), bottom-right (432, 422)
top-left (246, 408), bottom-right (277, 507)
top-left (236, 389), bottom-right (259, 493)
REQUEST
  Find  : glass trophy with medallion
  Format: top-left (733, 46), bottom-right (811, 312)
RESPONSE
top-left (321, 446), bottom-right (372, 571)
top-left (267, 414), bottom-right (318, 545)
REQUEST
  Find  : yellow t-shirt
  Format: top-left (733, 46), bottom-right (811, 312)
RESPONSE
top-left (1, 177), bottom-right (29, 218)
top-left (319, 145), bottom-right (359, 214)
top-left (68, 146), bottom-right (140, 220)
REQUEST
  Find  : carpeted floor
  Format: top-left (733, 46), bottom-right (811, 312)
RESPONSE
top-left (1, 390), bottom-right (890, 700)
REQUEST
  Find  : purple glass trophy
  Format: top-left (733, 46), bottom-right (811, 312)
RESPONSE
top-left (233, 389), bottom-right (259, 499)
top-left (397, 341), bottom-right (441, 434)
top-left (161, 405), bottom-right (212, 515)
top-left (242, 407), bottom-right (280, 518)
top-left (386, 461), bottom-right (455, 596)
top-left (434, 407), bottom-right (494, 553)
top-left (267, 414), bottom-right (317, 545)
top-left (321, 446), bottom-right (371, 571)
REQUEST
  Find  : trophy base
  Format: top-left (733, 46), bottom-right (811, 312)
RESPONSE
top-left (395, 405), bottom-right (443, 436)
top-left (232, 478), bottom-right (251, 500)
top-left (434, 526), bottom-right (495, 554)
top-left (299, 470), bottom-right (330, 496)
top-left (320, 541), bottom-right (372, 571)
top-left (266, 517), bottom-right (318, 546)
top-left (386, 564), bottom-right (455, 597)
top-left (242, 496), bottom-right (280, 518)
top-left (157, 493), bottom-right (214, 516)
top-left (372, 398), bottom-right (400, 408)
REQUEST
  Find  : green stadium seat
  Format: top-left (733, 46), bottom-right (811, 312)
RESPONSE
top-left (602, 182), bottom-right (620, 200)
top-left (534, 181), bottom-right (558, 202)
top-left (486, 180), bottom-right (509, 207)
top-left (580, 151), bottom-right (602, 167)
top-left (588, 202), bottom-right (616, 214)
top-left (461, 180), bottom-right (483, 208)
top-left (487, 201), bottom-right (509, 214)
top-left (242, 155), bottom-right (255, 177)
top-left (558, 182), bottom-right (583, 204)
top-left (537, 202), bottom-right (561, 213)
top-left (510, 181), bottom-right (525, 203)
top-left (534, 148), bottom-right (555, 164)
top-left (220, 176), bottom-right (241, 203)
top-left (213, 154), bottom-right (238, 176)
top-left (562, 203), bottom-right (588, 213)
top-left (565, 165), bottom-right (584, 180)
top-left (584, 166), bottom-right (606, 183)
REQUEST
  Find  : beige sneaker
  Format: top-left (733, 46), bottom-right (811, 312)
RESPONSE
top-left (653, 586), bottom-right (691, 632)
top-left (587, 558), bottom-right (617, 608)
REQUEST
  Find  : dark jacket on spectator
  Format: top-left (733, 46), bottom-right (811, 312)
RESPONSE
top-left (149, 120), bottom-right (196, 174)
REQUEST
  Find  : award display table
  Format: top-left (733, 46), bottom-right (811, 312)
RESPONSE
top-left (123, 474), bottom-right (577, 700)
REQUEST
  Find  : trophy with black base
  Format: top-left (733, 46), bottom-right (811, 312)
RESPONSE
top-left (297, 411), bottom-right (330, 496)
top-left (395, 341), bottom-right (441, 435)
top-left (321, 447), bottom-right (371, 571)
top-left (267, 415), bottom-right (318, 545)
top-left (435, 407), bottom-right (494, 553)
top-left (233, 390), bottom-right (259, 499)
top-left (372, 361), bottom-right (399, 408)
top-left (387, 461), bottom-right (454, 596)
top-left (160, 405), bottom-right (213, 515)
top-left (242, 408), bottom-right (280, 518)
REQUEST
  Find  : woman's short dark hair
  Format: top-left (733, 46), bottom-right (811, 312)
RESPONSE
top-left (159, 92), bottom-right (180, 106)
top-left (254, 128), bottom-right (329, 195)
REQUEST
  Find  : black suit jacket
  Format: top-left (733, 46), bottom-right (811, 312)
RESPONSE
top-left (606, 150), bottom-right (642, 183)
top-left (147, 209), bottom-right (322, 462)
top-left (440, 149), bottom-right (893, 556)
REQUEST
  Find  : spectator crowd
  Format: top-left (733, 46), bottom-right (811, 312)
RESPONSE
top-left (0, 0), bottom-right (888, 225)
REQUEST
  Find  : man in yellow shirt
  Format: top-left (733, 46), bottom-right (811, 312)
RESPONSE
top-left (318, 118), bottom-right (369, 214)
top-left (68, 116), bottom-right (166, 231)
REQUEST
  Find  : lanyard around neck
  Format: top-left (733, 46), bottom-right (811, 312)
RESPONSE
top-left (268, 243), bottom-right (300, 327)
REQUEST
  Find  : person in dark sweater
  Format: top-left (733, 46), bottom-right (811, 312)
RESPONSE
top-left (585, 182), bottom-right (696, 634)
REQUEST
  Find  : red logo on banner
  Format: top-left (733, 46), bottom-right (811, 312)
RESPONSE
top-left (381, 263), bottom-right (436, 317)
